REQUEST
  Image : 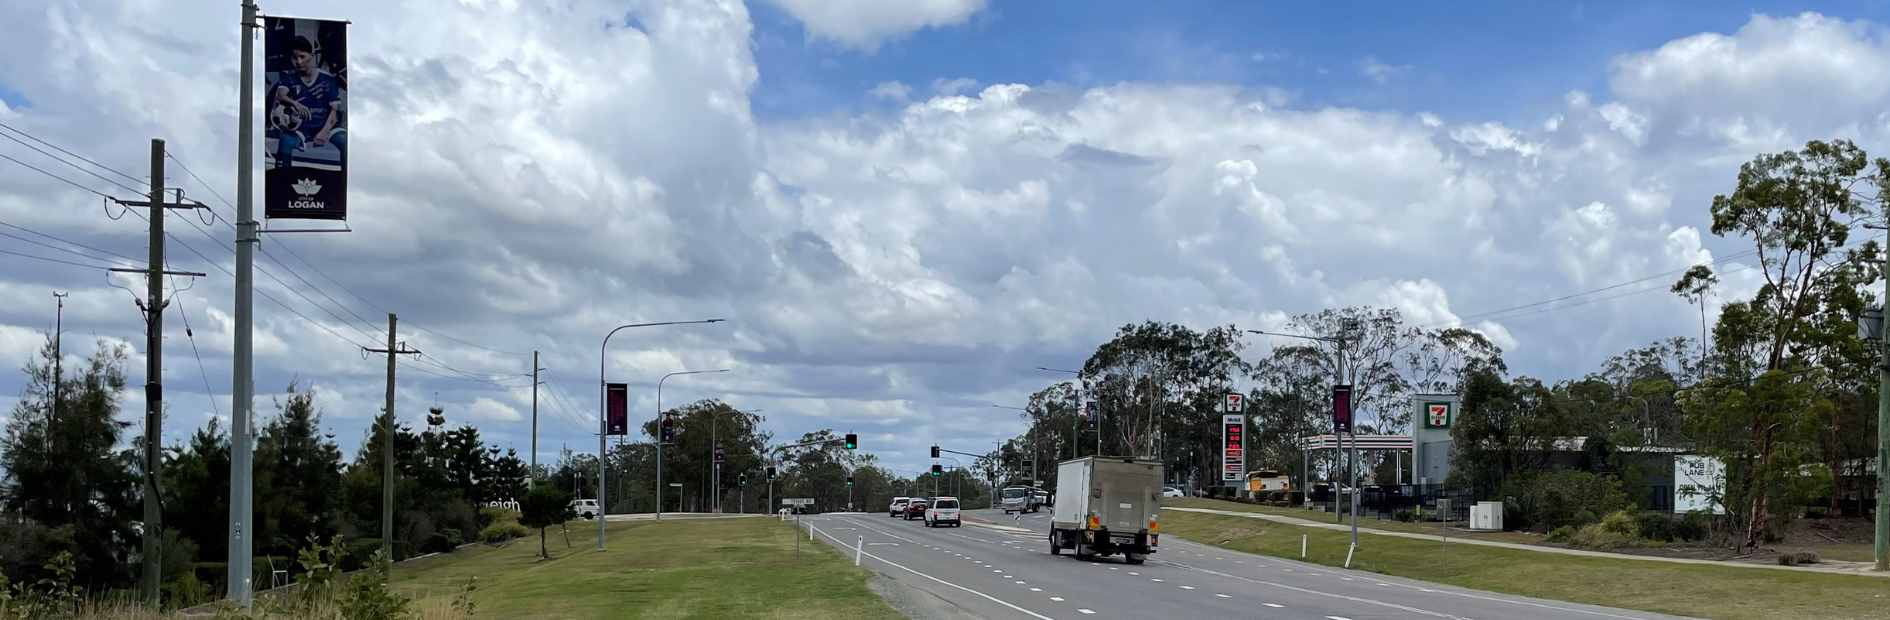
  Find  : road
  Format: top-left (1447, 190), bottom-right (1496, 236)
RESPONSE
top-left (800, 507), bottom-right (1683, 620)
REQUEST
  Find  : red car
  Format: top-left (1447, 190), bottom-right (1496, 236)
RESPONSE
top-left (903, 498), bottom-right (930, 520)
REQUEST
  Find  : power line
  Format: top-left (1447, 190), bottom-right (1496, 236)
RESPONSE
top-left (0, 130), bottom-right (146, 197)
top-left (163, 151), bottom-right (236, 224)
top-left (0, 247), bottom-right (118, 271)
top-left (0, 218), bottom-right (143, 265)
top-left (0, 151), bottom-right (121, 200)
top-left (0, 226), bottom-right (138, 269)
top-left (170, 282), bottom-right (222, 417)
top-left (0, 120), bottom-right (145, 186)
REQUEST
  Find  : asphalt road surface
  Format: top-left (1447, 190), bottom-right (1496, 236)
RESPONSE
top-left (801, 507), bottom-right (1683, 620)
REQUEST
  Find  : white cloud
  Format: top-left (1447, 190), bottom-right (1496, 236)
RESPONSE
top-left (767, 0), bottom-right (987, 50)
top-left (1359, 55), bottom-right (1409, 84)
top-left (869, 81), bottom-right (911, 101)
top-left (468, 397), bottom-right (523, 423)
top-left (931, 77), bottom-right (979, 96)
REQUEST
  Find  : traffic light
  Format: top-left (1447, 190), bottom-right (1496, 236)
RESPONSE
top-left (766, 466), bottom-right (776, 481)
top-left (713, 446), bottom-right (726, 463)
top-left (844, 433), bottom-right (857, 450)
top-left (846, 475), bottom-right (854, 487)
top-left (738, 473), bottom-right (747, 485)
top-left (930, 445), bottom-right (940, 458)
top-left (660, 416), bottom-right (675, 442)
top-left (931, 464), bottom-right (942, 477)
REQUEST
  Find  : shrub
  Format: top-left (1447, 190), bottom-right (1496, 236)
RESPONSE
top-left (421, 532), bottom-right (454, 555)
top-left (1674, 511), bottom-right (1710, 542)
top-left (1566, 510), bottom-right (1646, 549)
top-left (1544, 526), bottom-right (1576, 543)
top-left (1776, 551), bottom-right (1819, 566)
top-left (1393, 509), bottom-right (1415, 523)
top-left (478, 522), bottom-right (528, 543)
top-left (1635, 512), bottom-right (1671, 541)
top-left (1499, 470), bottom-right (1630, 532)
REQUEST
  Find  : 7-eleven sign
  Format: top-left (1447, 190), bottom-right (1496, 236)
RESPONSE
top-left (1424, 401), bottom-right (1452, 429)
top-left (1224, 393), bottom-right (1244, 413)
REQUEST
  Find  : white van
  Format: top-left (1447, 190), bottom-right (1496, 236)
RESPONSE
top-left (569, 499), bottom-right (600, 520)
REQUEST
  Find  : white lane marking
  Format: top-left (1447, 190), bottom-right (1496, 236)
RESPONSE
top-left (810, 520), bottom-right (1054, 620)
top-left (1109, 567), bottom-right (1119, 571)
top-left (1178, 585), bottom-right (1196, 590)
top-left (1015, 580), bottom-right (1026, 585)
top-left (1153, 559), bottom-right (1471, 620)
top-left (1263, 603), bottom-right (1283, 608)
top-left (1215, 557), bottom-right (1225, 560)
top-left (1078, 609), bottom-right (1096, 615)
top-left (1326, 616), bottom-right (1352, 620)
top-left (1150, 578), bottom-right (1164, 582)
top-left (1030, 587), bottom-right (1042, 592)
top-left (992, 569), bottom-right (1003, 573)
top-left (1283, 568), bottom-right (1295, 572)
top-left (1215, 593), bottom-right (1231, 598)
top-left (1128, 572), bottom-right (1140, 576)
top-left (1341, 577), bottom-right (1354, 581)
top-left (1050, 597), bottom-right (1065, 602)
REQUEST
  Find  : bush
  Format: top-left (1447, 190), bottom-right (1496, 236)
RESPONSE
top-left (1565, 510), bottom-right (1645, 549)
top-left (478, 522), bottom-right (528, 543)
top-left (420, 532), bottom-right (454, 555)
top-left (1777, 551), bottom-right (1820, 566)
top-left (1635, 512), bottom-right (1677, 542)
top-left (1393, 509), bottom-right (1415, 523)
top-left (1499, 470), bottom-right (1630, 532)
top-left (1674, 512), bottom-right (1710, 542)
top-left (1544, 526), bottom-right (1576, 543)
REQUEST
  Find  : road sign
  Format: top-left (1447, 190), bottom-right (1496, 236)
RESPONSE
top-left (1224, 393), bottom-right (1244, 413)
top-left (1333, 384), bottom-right (1353, 433)
top-left (782, 498), bottom-right (814, 506)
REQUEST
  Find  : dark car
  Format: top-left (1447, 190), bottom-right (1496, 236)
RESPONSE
top-left (903, 497), bottom-right (930, 520)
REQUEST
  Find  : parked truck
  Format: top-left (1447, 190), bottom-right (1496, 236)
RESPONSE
top-left (1000, 485), bottom-right (1043, 514)
top-left (1048, 456), bottom-right (1162, 564)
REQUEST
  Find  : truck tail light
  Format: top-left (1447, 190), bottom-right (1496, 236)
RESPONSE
top-left (1086, 512), bottom-right (1100, 530)
top-left (1148, 517), bottom-right (1159, 534)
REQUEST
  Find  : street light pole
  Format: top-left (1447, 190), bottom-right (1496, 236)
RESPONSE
top-left (656, 368), bottom-right (728, 520)
top-left (1249, 325), bottom-right (1357, 545)
top-left (597, 319), bottom-right (725, 551)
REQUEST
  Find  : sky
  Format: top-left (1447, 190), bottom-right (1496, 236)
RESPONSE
top-left (3, 0), bottom-right (1890, 481)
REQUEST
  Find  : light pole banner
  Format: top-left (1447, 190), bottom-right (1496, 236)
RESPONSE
top-left (1221, 414), bottom-right (1245, 484)
top-left (264, 16), bottom-right (349, 220)
top-left (606, 383), bottom-right (628, 435)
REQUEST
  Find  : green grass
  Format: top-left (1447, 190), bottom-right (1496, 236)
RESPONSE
top-left (1166, 497), bottom-right (1544, 544)
top-left (1162, 510), bottom-right (1890, 620)
top-left (388, 517), bottom-right (901, 619)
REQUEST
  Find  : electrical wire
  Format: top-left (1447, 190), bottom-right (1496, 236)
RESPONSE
top-left (0, 227), bottom-right (138, 268)
top-left (0, 120), bottom-right (145, 186)
top-left (0, 130), bottom-right (146, 197)
top-left (0, 247), bottom-right (117, 271)
top-left (0, 218), bottom-right (142, 265)
top-left (170, 279), bottom-right (222, 417)
top-left (0, 151), bottom-right (120, 200)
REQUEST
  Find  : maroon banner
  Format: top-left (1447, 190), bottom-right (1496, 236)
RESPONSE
top-left (1332, 384), bottom-right (1353, 433)
top-left (607, 383), bottom-right (628, 435)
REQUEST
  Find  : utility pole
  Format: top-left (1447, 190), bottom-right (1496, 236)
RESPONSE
top-left (530, 350), bottom-right (542, 484)
top-left (49, 291), bottom-right (65, 454)
top-left (141, 138), bottom-right (167, 605)
top-left (1878, 215), bottom-right (1889, 571)
top-left (365, 314), bottom-right (420, 562)
top-left (228, 0), bottom-right (261, 604)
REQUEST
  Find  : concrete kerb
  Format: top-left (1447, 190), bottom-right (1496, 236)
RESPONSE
top-left (1167, 506), bottom-right (1890, 578)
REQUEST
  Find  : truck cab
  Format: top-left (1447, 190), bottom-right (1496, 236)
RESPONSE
top-left (1000, 486), bottom-right (1041, 514)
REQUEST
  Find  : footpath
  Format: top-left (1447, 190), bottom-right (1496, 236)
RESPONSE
top-left (1167, 506), bottom-right (1887, 578)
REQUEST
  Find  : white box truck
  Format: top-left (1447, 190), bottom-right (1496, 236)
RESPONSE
top-left (1049, 457), bottom-right (1162, 564)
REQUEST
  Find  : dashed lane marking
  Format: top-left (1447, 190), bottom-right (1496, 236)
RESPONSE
top-left (1215, 594), bottom-right (1231, 598)
top-left (1262, 603), bottom-right (1283, 608)
top-left (1050, 597), bottom-right (1065, 602)
top-left (1078, 609), bottom-right (1096, 615)
top-left (1178, 585), bottom-right (1196, 590)
top-left (1030, 588), bottom-right (1042, 592)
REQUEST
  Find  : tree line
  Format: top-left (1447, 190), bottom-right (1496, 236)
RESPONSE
top-left (995, 139), bottom-right (1887, 550)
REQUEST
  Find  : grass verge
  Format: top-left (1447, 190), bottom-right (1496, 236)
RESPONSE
top-left (1165, 497), bottom-right (1544, 544)
top-left (1162, 510), bottom-right (1889, 620)
top-left (390, 516), bottom-right (901, 619)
